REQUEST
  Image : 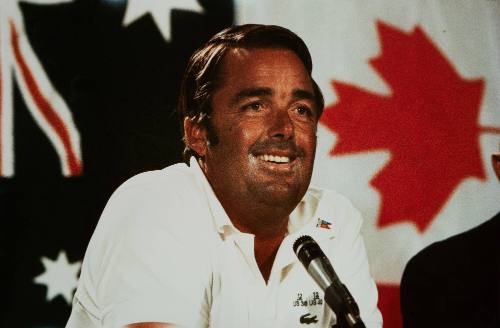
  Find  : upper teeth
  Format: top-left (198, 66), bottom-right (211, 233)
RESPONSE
top-left (258, 154), bottom-right (290, 163)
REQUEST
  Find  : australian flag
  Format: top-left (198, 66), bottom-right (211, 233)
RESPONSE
top-left (1, 0), bottom-right (233, 326)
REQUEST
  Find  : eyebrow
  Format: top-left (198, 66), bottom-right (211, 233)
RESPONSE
top-left (292, 89), bottom-right (315, 103)
top-left (231, 87), bottom-right (273, 105)
top-left (231, 87), bottom-right (315, 105)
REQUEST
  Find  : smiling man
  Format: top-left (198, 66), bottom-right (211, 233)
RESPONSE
top-left (67, 25), bottom-right (382, 328)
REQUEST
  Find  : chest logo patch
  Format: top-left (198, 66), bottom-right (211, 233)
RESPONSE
top-left (300, 313), bottom-right (318, 324)
top-left (316, 218), bottom-right (332, 229)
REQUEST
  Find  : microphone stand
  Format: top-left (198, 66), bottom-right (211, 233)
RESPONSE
top-left (325, 283), bottom-right (366, 328)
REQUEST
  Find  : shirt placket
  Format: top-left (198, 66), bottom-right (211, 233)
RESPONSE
top-left (263, 236), bottom-right (299, 327)
top-left (232, 232), bottom-right (285, 328)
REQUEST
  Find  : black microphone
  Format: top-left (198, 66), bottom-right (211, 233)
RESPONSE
top-left (293, 235), bottom-right (365, 328)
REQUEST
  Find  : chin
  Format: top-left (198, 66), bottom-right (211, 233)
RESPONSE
top-left (253, 183), bottom-right (305, 208)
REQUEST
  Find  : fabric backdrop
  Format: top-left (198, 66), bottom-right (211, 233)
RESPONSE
top-left (1, 1), bottom-right (499, 327)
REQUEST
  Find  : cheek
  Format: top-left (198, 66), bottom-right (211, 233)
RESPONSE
top-left (216, 122), bottom-right (257, 155)
top-left (227, 121), bottom-right (262, 145)
top-left (297, 126), bottom-right (317, 152)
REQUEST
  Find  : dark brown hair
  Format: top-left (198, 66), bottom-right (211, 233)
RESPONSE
top-left (178, 24), bottom-right (324, 163)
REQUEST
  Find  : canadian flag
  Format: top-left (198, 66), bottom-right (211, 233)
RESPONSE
top-left (236, 1), bottom-right (500, 327)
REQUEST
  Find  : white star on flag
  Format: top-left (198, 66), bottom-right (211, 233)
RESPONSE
top-left (34, 250), bottom-right (81, 304)
top-left (123, 0), bottom-right (204, 41)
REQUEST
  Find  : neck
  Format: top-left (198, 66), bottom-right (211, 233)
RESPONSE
top-left (225, 204), bottom-right (290, 284)
top-left (254, 230), bottom-right (287, 283)
top-left (226, 201), bottom-right (291, 239)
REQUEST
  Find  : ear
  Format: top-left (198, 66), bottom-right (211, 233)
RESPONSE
top-left (492, 152), bottom-right (500, 181)
top-left (184, 116), bottom-right (208, 158)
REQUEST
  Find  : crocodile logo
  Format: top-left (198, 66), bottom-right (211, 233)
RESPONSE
top-left (300, 313), bottom-right (318, 324)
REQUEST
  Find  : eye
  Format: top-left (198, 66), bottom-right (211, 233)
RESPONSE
top-left (296, 105), bottom-right (313, 117)
top-left (242, 102), bottom-right (264, 112)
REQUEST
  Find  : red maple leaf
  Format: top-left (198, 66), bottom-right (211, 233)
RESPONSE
top-left (321, 21), bottom-right (487, 232)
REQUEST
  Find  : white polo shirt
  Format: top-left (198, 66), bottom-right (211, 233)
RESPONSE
top-left (67, 158), bottom-right (382, 328)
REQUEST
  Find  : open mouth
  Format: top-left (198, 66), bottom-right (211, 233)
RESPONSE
top-left (257, 154), bottom-right (291, 163)
top-left (250, 151), bottom-right (300, 177)
top-left (253, 152), bottom-right (299, 173)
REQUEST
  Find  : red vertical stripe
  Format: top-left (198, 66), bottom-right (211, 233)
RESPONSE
top-left (377, 283), bottom-right (402, 328)
top-left (9, 20), bottom-right (82, 175)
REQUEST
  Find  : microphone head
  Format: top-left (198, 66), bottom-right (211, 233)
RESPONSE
top-left (293, 235), bottom-right (323, 267)
top-left (293, 235), bottom-right (314, 253)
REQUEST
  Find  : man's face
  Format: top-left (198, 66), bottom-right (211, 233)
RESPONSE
top-left (203, 47), bottom-right (318, 210)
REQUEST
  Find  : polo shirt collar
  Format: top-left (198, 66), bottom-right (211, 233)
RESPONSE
top-left (289, 188), bottom-right (339, 241)
top-left (189, 157), bottom-right (236, 237)
top-left (275, 189), bottom-right (338, 271)
top-left (189, 157), bottom-right (337, 243)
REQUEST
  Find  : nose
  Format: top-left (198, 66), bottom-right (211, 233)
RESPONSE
top-left (268, 108), bottom-right (294, 141)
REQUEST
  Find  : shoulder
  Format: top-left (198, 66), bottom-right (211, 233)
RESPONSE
top-left (402, 213), bottom-right (500, 292)
top-left (401, 213), bottom-right (500, 325)
top-left (405, 212), bottom-right (500, 275)
top-left (81, 163), bottom-right (216, 280)
top-left (111, 162), bottom-right (197, 200)
top-left (106, 163), bottom-right (200, 215)
top-left (93, 162), bottom-right (212, 242)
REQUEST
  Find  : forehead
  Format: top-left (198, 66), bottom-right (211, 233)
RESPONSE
top-left (216, 47), bottom-right (312, 89)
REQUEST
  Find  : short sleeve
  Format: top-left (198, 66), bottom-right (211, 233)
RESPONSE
top-left (81, 175), bottom-right (212, 328)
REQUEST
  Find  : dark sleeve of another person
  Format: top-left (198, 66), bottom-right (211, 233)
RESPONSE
top-left (400, 213), bottom-right (500, 328)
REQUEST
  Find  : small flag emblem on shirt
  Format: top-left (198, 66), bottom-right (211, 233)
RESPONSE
top-left (316, 218), bottom-right (332, 229)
